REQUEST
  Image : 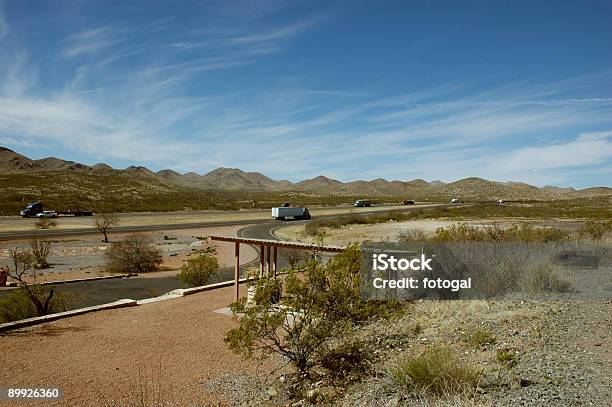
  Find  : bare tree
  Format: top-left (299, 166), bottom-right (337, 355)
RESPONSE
top-left (95, 213), bottom-right (119, 242)
top-left (6, 248), bottom-right (55, 316)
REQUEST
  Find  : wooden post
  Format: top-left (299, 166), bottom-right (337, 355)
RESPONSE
top-left (266, 245), bottom-right (272, 275)
top-left (273, 245), bottom-right (278, 277)
top-left (234, 241), bottom-right (240, 301)
top-left (260, 244), bottom-right (265, 278)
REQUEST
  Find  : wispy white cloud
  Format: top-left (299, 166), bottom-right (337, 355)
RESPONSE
top-left (0, 2), bottom-right (610, 188)
top-left (63, 26), bottom-right (127, 58)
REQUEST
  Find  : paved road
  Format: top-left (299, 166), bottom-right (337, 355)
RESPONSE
top-left (0, 203), bottom-right (452, 241)
top-left (0, 218), bottom-right (274, 241)
top-left (0, 204), bottom-right (457, 308)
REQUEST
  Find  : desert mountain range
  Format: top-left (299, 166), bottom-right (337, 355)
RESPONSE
top-left (1, 147), bottom-right (610, 200)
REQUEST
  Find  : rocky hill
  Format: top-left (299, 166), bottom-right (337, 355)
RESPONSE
top-left (1, 146), bottom-right (610, 200)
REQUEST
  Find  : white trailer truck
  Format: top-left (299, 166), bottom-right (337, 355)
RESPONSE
top-left (271, 206), bottom-right (311, 220)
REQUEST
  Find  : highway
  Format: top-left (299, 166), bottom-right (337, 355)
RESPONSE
top-left (0, 203), bottom-right (451, 241)
top-left (0, 204), bottom-right (455, 308)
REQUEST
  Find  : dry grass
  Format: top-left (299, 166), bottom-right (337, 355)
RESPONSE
top-left (388, 347), bottom-right (482, 396)
top-left (96, 360), bottom-right (178, 407)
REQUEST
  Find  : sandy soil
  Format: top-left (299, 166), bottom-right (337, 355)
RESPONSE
top-left (274, 218), bottom-right (587, 246)
top-left (0, 225), bottom-right (257, 284)
top-left (0, 284), bottom-right (270, 406)
top-left (274, 219), bottom-right (462, 246)
top-left (0, 203), bottom-right (442, 233)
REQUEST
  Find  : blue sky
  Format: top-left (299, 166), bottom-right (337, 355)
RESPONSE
top-left (0, 0), bottom-right (611, 188)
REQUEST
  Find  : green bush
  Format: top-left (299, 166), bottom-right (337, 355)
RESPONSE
top-left (318, 339), bottom-right (373, 382)
top-left (225, 245), bottom-right (397, 381)
top-left (178, 253), bottom-right (218, 287)
top-left (105, 234), bottom-right (162, 274)
top-left (0, 288), bottom-right (36, 322)
top-left (388, 347), bottom-right (481, 396)
top-left (0, 288), bottom-right (80, 323)
top-left (252, 276), bottom-right (283, 305)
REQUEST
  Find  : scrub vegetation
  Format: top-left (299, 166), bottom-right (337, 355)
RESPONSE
top-left (304, 198), bottom-right (612, 236)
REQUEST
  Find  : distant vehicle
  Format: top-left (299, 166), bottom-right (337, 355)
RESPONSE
top-left (403, 200), bottom-right (415, 205)
top-left (272, 206), bottom-right (311, 221)
top-left (496, 199), bottom-right (504, 205)
top-left (450, 198), bottom-right (463, 204)
top-left (354, 200), bottom-right (371, 207)
top-left (281, 202), bottom-right (290, 207)
top-left (36, 211), bottom-right (58, 218)
top-left (20, 202), bottom-right (93, 218)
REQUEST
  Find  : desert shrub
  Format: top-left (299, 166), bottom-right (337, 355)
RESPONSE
top-left (496, 349), bottom-right (519, 369)
top-left (0, 288), bottom-right (36, 322)
top-left (464, 328), bottom-right (496, 348)
top-left (432, 223), bottom-right (569, 243)
top-left (318, 339), bottom-right (373, 382)
top-left (105, 234), bottom-right (162, 274)
top-left (388, 347), bottom-right (481, 396)
top-left (29, 236), bottom-right (51, 269)
top-left (252, 276), bottom-right (283, 304)
top-left (578, 220), bottom-right (612, 241)
top-left (178, 252), bottom-right (218, 287)
top-left (304, 221), bottom-right (322, 236)
top-left (518, 263), bottom-right (572, 293)
top-left (280, 248), bottom-right (306, 269)
top-left (96, 360), bottom-right (176, 407)
top-left (34, 218), bottom-right (57, 229)
top-left (399, 229), bottom-right (428, 242)
top-left (225, 245), bottom-right (397, 381)
top-left (0, 288), bottom-right (81, 323)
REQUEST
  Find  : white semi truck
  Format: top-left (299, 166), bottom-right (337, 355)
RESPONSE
top-left (271, 206), bottom-right (311, 220)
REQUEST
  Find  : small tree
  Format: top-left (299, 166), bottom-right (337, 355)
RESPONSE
top-left (95, 213), bottom-right (119, 243)
top-left (178, 252), bottom-right (219, 287)
top-left (4, 248), bottom-right (55, 316)
top-left (105, 234), bottom-right (162, 274)
top-left (29, 236), bottom-right (51, 269)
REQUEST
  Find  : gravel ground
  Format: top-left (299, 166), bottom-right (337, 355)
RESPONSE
top-left (0, 284), bottom-right (268, 406)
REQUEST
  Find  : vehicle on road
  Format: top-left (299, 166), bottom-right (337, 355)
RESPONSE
top-left (496, 199), bottom-right (504, 205)
top-left (271, 206), bottom-right (311, 220)
top-left (354, 200), bottom-right (371, 207)
top-left (450, 198), bottom-right (464, 204)
top-left (403, 199), bottom-right (415, 205)
top-left (35, 211), bottom-right (58, 218)
top-left (20, 202), bottom-right (93, 218)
